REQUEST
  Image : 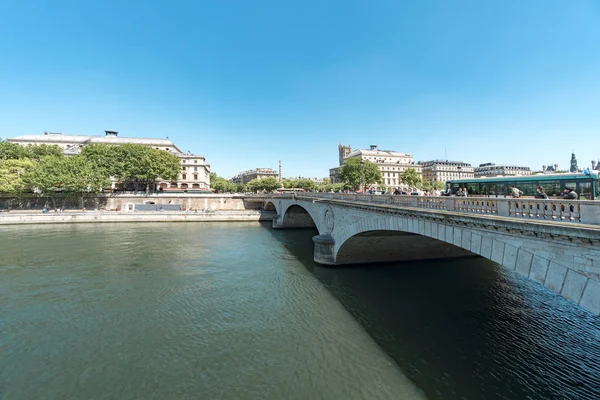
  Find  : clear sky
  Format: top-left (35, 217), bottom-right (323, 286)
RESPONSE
top-left (1, 0), bottom-right (599, 178)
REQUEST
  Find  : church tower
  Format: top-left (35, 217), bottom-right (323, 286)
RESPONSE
top-left (338, 144), bottom-right (351, 166)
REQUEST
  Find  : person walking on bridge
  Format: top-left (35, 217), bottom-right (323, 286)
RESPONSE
top-left (511, 185), bottom-right (523, 198)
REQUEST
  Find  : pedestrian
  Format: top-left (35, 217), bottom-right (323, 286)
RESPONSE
top-left (535, 186), bottom-right (548, 199)
top-left (562, 187), bottom-right (577, 199)
top-left (511, 185), bottom-right (523, 198)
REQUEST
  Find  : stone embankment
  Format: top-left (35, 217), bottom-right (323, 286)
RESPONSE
top-left (0, 210), bottom-right (275, 225)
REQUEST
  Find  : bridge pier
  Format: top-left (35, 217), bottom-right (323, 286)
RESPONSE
top-left (272, 214), bottom-right (283, 229)
top-left (312, 235), bottom-right (336, 265)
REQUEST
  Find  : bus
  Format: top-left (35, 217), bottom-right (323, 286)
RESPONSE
top-left (446, 171), bottom-right (600, 200)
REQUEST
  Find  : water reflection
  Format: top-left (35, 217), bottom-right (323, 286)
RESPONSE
top-left (269, 226), bottom-right (600, 400)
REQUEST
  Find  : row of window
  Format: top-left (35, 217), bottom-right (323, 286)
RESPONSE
top-left (364, 157), bottom-right (412, 164)
top-left (160, 183), bottom-right (204, 189)
top-left (182, 166), bottom-right (200, 171)
top-left (181, 174), bottom-right (200, 180)
top-left (425, 167), bottom-right (474, 171)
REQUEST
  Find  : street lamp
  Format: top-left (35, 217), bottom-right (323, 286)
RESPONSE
top-left (360, 159), bottom-right (365, 193)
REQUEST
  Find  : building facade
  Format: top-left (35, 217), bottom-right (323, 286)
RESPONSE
top-left (330, 144), bottom-right (422, 191)
top-left (474, 163), bottom-right (532, 177)
top-left (7, 130), bottom-right (210, 189)
top-left (230, 168), bottom-right (279, 185)
top-left (420, 160), bottom-right (474, 182)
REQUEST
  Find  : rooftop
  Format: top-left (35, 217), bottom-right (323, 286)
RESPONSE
top-left (7, 131), bottom-right (207, 156)
top-left (420, 160), bottom-right (471, 165)
top-left (346, 149), bottom-right (413, 158)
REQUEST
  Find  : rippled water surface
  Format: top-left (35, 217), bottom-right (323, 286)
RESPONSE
top-left (1, 222), bottom-right (599, 400)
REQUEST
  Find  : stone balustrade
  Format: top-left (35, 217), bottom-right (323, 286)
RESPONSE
top-left (269, 193), bottom-right (600, 226)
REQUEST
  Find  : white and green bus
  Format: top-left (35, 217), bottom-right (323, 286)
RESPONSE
top-left (446, 171), bottom-right (600, 200)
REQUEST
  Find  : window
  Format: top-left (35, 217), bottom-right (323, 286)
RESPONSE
top-left (578, 181), bottom-right (592, 200)
top-left (194, 174), bottom-right (198, 180)
top-left (194, 167), bottom-right (198, 171)
top-left (194, 160), bottom-right (198, 164)
top-left (182, 174), bottom-right (187, 180)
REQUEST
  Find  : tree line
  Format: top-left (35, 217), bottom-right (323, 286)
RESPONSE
top-left (0, 140), bottom-right (181, 207)
top-left (209, 158), bottom-right (442, 194)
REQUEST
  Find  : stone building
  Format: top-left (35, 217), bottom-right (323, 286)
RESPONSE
top-left (230, 168), bottom-right (279, 185)
top-left (7, 130), bottom-right (210, 189)
top-left (330, 144), bottom-right (421, 191)
top-left (419, 160), bottom-right (474, 182)
top-left (474, 162), bottom-right (532, 177)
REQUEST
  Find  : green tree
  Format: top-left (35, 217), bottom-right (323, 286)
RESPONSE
top-left (63, 156), bottom-right (111, 207)
top-left (399, 168), bottom-right (421, 188)
top-left (332, 183), bottom-right (345, 192)
top-left (317, 183), bottom-right (334, 192)
top-left (111, 144), bottom-right (180, 191)
top-left (23, 155), bottom-right (109, 208)
top-left (81, 144), bottom-right (120, 177)
top-left (246, 177), bottom-right (281, 193)
top-left (339, 158), bottom-right (382, 191)
top-left (296, 179), bottom-right (316, 191)
top-left (25, 144), bottom-right (63, 160)
top-left (210, 172), bottom-right (238, 193)
top-left (0, 158), bottom-right (35, 194)
top-left (0, 140), bottom-right (29, 160)
top-left (282, 178), bottom-right (298, 189)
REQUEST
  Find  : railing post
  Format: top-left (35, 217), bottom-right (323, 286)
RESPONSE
top-left (497, 199), bottom-right (510, 218)
top-left (444, 197), bottom-right (455, 211)
top-left (579, 203), bottom-right (600, 225)
top-left (410, 196), bottom-right (418, 207)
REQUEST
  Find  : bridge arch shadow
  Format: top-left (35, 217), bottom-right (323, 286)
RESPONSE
top-left (263, 201), bottom-right (276, 211)
top-left (277, 204), bottom-right (318, 230)
top-left (335, 230), bottom-right (476, 265)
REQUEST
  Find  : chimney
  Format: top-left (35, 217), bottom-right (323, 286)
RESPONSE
top-left (105, 130), bottom-right (118, 137)
top-left (370, 144), bottom-right (378, 150)
top-left (542, 165), bottom-right (546, 173)
top-left (592, 161), bottom-right (597, 170)
top-left (554, 164), bottom-right (558, 172)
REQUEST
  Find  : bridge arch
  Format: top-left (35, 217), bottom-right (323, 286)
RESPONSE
top-left (335, 229), bottom-right (474, 265)
top-left (263, 200), bottom-right (277, 211)
top-left (269, 196), bottom-right (600, 315)
top-left (276, 204), bottom-right (319, 230)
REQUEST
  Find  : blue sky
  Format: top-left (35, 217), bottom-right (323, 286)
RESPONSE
top-left (1, 0), bottom-right (599, 178)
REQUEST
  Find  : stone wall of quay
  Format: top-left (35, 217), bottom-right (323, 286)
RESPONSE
top-left (0, 210), bottom-right (275, 225)
top-left (0, 194), bottom-right (266, 212)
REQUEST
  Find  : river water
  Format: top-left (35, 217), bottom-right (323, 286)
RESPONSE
top-left (0, 222), bottom-right (599, 399)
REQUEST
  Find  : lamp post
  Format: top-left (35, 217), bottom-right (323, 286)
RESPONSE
top-left (360, 159), bottom-right (365, 193)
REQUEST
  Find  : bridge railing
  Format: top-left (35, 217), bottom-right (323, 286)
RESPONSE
top-left (280, 193), bottom-right (600, 226)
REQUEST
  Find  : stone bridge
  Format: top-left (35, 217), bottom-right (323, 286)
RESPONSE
top-left (263, 193), bottom-right (600, 315)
